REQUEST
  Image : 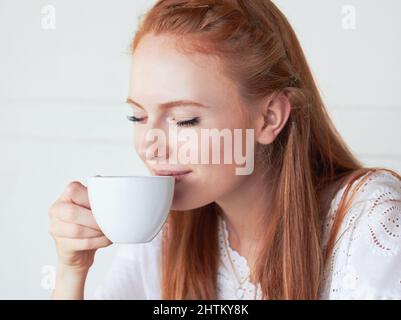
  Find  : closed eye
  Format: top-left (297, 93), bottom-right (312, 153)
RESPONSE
top-left (127, 115), bottom-right (200, 127)
top-left (126, 115), bottom-right (143, 123)
top-left (175, 117), bottom-right (200, 127)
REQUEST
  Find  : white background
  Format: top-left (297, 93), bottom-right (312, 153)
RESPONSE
top-left (0, 0), bottom-right (400, 299)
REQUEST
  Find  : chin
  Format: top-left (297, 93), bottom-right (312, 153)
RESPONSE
top-left (170, 195), bottom-right (212, 212)
top-left (170, 200), bottom-right (196, 212)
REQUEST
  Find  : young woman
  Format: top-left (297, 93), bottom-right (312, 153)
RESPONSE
top-left (48, 0), bottom-right (401, 300)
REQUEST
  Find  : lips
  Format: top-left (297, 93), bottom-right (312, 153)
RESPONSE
top-left (152, 169), bottom-right (192, 182)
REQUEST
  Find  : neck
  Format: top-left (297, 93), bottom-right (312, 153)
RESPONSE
top-left (215, 164), bottom-right (273, 266)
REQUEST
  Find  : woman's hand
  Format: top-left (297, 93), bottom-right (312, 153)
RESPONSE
top-left (48, 181), bottom-right (112, 299)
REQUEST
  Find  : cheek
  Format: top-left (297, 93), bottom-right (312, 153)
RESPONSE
top-left (133, 133), bottom-right (141, 156)
top-left (191, 163), bottom-right (246, 203)
top-left (133, 128), bottom-right (148, 161)
top-left (202, 165), bottom-right (236, 184)
top-left (171, 164), bottom-right (246, 211)
top-left (196, 134), bottom-right (241, 182)
top-left (197, 130), bottom-right (237, 166)
top-left (192, 128), bottom-right (249, 190)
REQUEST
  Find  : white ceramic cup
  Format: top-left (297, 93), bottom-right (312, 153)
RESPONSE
top-left (87, 175), bottom-right (175, 243)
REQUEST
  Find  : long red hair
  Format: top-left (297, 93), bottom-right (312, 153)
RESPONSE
top-left (130, 0), bottom-right (401, 299)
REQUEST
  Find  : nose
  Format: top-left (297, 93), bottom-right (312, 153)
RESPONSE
top-left (137, 126), bottom-right (170, 164)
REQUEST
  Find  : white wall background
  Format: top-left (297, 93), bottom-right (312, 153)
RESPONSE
top-left (0, 0), bottom-right (400, 299)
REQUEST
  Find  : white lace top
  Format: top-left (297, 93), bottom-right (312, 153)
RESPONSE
top-left (93, 170), bottom-right (401, 300)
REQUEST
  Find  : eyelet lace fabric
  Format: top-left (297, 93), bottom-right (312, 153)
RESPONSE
top-left (318, 170), bottom-right (401, 299)
top-left (217, 170), bottom-right (401, 300)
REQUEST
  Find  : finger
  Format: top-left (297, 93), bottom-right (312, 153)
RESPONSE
top-left (49, 220), bottom-right (103, 239)
top-left (58, 236), bottom-right (112, 251)
top-left (49, 202), bottom-right (100, 231)
top-left (58, 181), bottom-right (90, 209)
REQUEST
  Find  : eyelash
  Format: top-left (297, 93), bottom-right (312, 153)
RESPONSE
top-left (126, 116), bottom-right (200, 127)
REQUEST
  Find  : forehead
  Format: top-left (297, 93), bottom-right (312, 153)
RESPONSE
top-left (129, 34), bottom-right (237, 109)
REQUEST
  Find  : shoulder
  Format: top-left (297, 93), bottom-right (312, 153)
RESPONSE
top-left (327, 169), bottom-right (401, 213)
top-left (324, 170), bottom-right (401, 244)
top-left (321, 169), bottom-right (401, 299)
top-left (327, 170), bottom-right (401, 250)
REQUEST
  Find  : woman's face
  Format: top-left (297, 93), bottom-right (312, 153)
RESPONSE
top-left (128, 33), bottom-right (258, 211)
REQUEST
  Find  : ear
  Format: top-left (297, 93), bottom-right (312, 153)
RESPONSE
top-left (255, 91), bottom-right (292, 145)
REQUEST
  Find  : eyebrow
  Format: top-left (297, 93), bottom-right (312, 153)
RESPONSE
top-left (126, 97), bottom-right (210, 110)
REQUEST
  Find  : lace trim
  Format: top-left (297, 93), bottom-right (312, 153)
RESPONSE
top-left (219, 215), bottom-right (251, 279)
top-left (217, 214), bottom-right (262, 299)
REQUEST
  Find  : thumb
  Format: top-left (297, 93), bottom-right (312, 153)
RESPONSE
top-left (59, 181), bottom-right (91, 209)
